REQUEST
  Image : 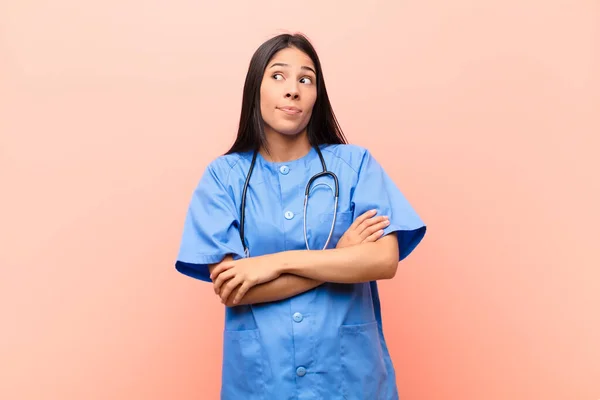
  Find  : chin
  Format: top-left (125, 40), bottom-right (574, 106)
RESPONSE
top-left (278, 129), bottom-right (304, 137)
top-left (270, 122), bottom-right (308, 137)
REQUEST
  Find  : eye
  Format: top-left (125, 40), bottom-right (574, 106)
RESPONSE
top-left (300, 76), bottom-right (313, 85)
top-left (272, 73), bottom-right (284, 81)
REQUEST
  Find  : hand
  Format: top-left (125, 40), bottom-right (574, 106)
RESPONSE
top-left (210, 255), bottom-right (282, 305)
top-left (336, 209), bottom-right (390, 249)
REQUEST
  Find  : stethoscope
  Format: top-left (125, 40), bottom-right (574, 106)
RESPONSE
top-left (239, 146), bottom-right (339, 257)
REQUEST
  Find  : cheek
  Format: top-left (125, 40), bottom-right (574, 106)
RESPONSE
top-left (302, 92), bottom-right (317, 117)
top-left (260, 87), bottom-right (277, 117)
top-left (259, 87), bottom-right (269, 110)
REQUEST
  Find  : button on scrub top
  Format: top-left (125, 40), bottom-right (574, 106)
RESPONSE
top-left (175, 144), bottom-right (426, 400)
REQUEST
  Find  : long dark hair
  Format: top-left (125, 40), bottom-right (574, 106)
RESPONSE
top-left (225, 33), bottom-right (347, 155)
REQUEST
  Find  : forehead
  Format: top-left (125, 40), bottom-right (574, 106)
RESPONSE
top-left (268, 47), bottom-right (315, 70)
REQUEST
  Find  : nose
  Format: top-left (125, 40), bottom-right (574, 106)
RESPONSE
top-left (285, 82), bottom-right (300, 100)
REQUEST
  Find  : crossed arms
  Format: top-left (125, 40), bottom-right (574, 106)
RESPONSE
top-left (208, 210), bottom-right (399, 307)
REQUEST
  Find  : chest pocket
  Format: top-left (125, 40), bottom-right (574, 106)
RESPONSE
top-left (313, 211), bottom-right (353, 249)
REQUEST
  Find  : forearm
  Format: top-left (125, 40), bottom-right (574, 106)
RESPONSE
top-left (225, 274), bottom-right (322, 307)
top-left (275, 234), bottom-right (399, 284)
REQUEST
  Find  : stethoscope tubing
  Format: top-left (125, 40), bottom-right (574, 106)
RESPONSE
top-left (239, 146), bottom-right (339, 256)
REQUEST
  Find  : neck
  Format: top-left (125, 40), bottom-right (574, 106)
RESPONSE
top-left (260, 128), bottom-right (312, 163)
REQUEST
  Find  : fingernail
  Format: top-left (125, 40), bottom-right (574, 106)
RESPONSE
top-left (370, 209), bottom-right (377, 214)
top-left (385, 220), bottom-right (390, 225)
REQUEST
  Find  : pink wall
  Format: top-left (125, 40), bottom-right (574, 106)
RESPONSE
top-left (1, 1), bottom-right (599, 399)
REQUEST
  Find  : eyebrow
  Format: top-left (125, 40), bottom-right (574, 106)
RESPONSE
top-left (269, 62), bottom-right (316, 75)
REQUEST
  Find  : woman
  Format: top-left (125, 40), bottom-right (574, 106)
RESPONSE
top-left (175, 33), bottom-right (426, 400)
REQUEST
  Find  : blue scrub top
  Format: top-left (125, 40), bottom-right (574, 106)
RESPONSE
top-left (175, 144), bottom-right (426, 400)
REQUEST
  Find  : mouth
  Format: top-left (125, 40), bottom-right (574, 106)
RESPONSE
top-left (277, 106), bottom-right (302, 115)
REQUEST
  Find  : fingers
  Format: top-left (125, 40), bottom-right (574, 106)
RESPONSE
top-left (213, 269), bottom-right (235, 294)
top-left (232, 281), bottom-right (253, 305)
top-left (220, 275), bottom-right (243, 304)
top-left (349, 209), bottom-right (377, 230)
top-left (210, 262), bottom-right (234, 282)
top-left (358, 216), bottom-right (390, 240)
top-left (364, 229), bottom-right (385, 242)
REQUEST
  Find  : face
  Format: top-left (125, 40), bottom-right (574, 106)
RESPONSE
top-left (259, 47), bottom-right (318, 137)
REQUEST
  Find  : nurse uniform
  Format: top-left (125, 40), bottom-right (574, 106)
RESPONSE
top-left (175, 143), bottom-right (426, 400)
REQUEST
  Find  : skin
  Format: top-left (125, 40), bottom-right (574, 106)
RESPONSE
top-left (211, 210), bottom-right (392, 307)
top-left (259, 46), bottom-right (316, 162)
top-left (209, 46), bottom-right (400, 306)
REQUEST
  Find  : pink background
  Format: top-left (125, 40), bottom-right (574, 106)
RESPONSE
top-left (1, 0), bottom-right (599, 399)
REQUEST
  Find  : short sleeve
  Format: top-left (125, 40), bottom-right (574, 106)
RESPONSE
top-left (351, 150), bottom-right (426, 261)
top-left (174, 161), bottom-right (245, 282)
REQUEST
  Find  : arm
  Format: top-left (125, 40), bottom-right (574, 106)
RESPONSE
top-left (212, 232), bottom-right (399, 305)
top-left (211, 211), bottom-right (391, 306)
top-left (210, 256), bottom-right (321, 307)
top-left (276, 233), bottom-right (399, 283)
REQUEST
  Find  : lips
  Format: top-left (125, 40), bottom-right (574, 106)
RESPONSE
top-left (277, 106), bottom-right (302, 115)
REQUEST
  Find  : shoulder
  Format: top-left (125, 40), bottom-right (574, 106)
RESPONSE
top-left (321, 143), bottom-right (373, 173)
top-left (203, 151), bottom-right (251, 184)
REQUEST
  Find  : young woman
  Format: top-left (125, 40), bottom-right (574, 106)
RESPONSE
top-left (175, 33), bottom-right (426, 400)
